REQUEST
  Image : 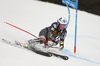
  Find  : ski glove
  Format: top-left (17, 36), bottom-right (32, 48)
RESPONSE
top-left (59, 42), bottom-right (64, 50)
top-left (48, 40), bottom-right (54, 47)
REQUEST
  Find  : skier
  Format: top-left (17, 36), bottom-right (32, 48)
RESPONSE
top-left (39, 17), bottom-right (67, 50)
top-left (23, 17), bottom-right (67, 51)
top-left (2, 18), bottom-right (69, 59)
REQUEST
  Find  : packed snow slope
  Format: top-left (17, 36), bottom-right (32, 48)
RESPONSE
top-left (0, 0), bottom-right (100, 66)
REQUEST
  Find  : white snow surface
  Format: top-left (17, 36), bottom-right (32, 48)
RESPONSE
top-left (0, 0), bottom-right (100, 66)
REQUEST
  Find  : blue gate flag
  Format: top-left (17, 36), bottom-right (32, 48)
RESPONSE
top-left (62, 0), bottom-right (78, 9)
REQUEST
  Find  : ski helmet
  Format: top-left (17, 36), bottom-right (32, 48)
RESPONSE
top-left (57, 17), bottom-right (67, 25)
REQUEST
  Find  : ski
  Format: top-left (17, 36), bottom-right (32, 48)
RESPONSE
top-left (2, 38), bottom-right (52, 57)
top-left (49, 52), bottom-right (69, 60)
top-left (2, 38), bottom-right (25, 49)
top-left (47, 48), bottom-right (69, 60)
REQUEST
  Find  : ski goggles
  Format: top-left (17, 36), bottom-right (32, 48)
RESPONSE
top-left (59, 24), bottom-right (67, 28)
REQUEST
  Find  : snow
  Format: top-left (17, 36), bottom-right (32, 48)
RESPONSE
top-left (0, 0), bottom-right (100, 66)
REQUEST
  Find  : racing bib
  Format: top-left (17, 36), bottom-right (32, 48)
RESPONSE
top-left (52, 29), bottom-right (61, 36)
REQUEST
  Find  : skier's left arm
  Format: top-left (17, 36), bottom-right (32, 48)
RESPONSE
top-left (59, 30), bottom-right (67, 50)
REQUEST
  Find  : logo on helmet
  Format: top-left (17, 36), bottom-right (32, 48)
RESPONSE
top-left (57, 17), bottom-right (67, 25)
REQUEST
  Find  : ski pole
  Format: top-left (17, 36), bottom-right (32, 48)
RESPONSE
top-left (4, 22), bottom-right (60, 49)
top-left (4, 22), bottom-right (48, 43)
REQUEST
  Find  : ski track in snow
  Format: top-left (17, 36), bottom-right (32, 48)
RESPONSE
top-left (64, 49), bottom-right (100, 64)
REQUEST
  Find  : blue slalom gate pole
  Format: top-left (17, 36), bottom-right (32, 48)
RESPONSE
top-left (66, 4), bottom-right (70, 29)
top-left (74, 8), bottom-right (78, 53)
top-left (74, 0), bottom-right (78, 53)
top-left (57, 0), bottom-right (70, 39)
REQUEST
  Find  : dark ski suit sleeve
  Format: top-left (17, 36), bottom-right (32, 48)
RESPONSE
top-left (50, 22), bottom-right (58, 32)
top-left (60, 29), bottom-right (67, 42)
